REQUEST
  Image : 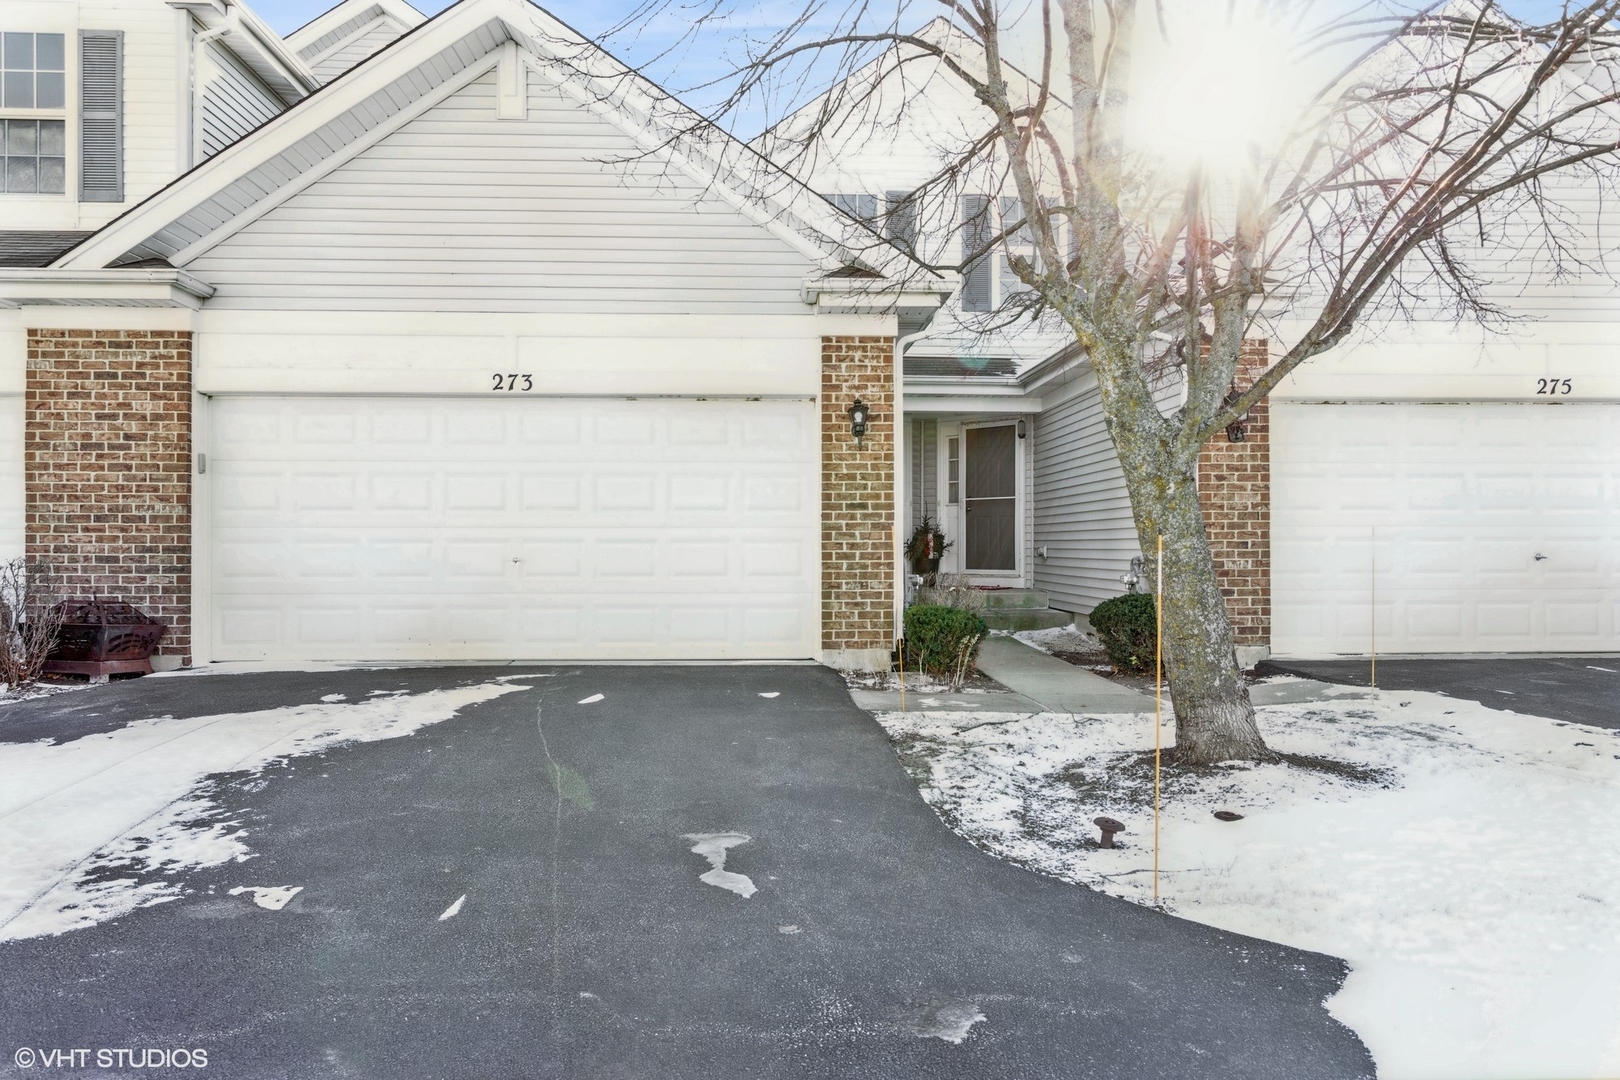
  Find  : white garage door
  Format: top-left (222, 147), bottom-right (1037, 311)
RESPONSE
top-left (208, 396), bottom-right (818, 661)
top-left (1273, 402), bottom-right (1620, 655)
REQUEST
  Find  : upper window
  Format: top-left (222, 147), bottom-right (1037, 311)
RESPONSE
top-left (1, 33), bottom-right (67, 195)
top-left (3, 33), bottom-right (66, 109)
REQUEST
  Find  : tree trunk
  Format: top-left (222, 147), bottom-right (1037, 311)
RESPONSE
top-left (1103, 393), bottom-right (1274, 765)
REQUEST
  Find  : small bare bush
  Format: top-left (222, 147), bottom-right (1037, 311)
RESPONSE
top-left (0, 559), bottom-right (66, 690)
top-left (928, 574), bottom-right (986, 614)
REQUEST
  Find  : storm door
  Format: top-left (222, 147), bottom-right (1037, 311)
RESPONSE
top-left (964, 424), bottom-right (1017, 571)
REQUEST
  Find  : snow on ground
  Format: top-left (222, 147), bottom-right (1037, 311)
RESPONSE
top-left (1011, 624), bottom-right (1100, 656)
top-left (0, 680), bottom-right (535, 941)
top-left (878, 691), bottom-right (1620, 1080)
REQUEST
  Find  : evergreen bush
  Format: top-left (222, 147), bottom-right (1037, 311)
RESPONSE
top-left (1089, 592), bottom-right (1159, 674)
top-left (903, 604), bottom-right (988, 687)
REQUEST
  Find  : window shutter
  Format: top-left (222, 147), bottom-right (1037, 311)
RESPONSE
top-left (884, 191), bottom-right (917, 253)
top-left (961, 194), bottom-right (992, 312)
top-left (999, 196), bottom-right (1030, 297)
top-left (79, 30), bottom-right (122, 202)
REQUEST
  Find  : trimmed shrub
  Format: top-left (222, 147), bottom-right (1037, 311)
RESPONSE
top-left (1089, 592), bottom-right (1159, 674)
top-left (903, 604), bottom-right (988, 687)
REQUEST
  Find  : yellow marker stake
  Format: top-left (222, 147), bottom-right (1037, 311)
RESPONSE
top-left (1370, 526), bottom-right (1378, 690)
top-left (1154, 535), bottom-right (1164, 904)
top-left (898, 637), bottom-right (906, 712)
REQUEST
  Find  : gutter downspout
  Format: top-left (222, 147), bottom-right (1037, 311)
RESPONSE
top-left (894, 325), bottom-right (932, 653)
top-left (188, 6), bottom-right (237, 168)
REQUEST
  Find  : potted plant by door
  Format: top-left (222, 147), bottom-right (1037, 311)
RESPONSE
top-left (905, 516), bottom-right (953, 579)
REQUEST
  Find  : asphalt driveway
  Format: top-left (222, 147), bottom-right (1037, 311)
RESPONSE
top-left (1260, 656), bottom-right (1620, 729)
top-left (0, 665), bottom-right (1373, 1079)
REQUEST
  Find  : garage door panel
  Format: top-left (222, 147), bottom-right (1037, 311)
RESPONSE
top-left (1274, 402), bottom-right (1620, 654)
top-left (209, 396), bottom-right (819, 661)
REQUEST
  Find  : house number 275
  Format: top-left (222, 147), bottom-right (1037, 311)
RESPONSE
top-left (492, 374), bottom-right (533, 391)
top-left (1535, 378), bottom-right (1573, 395)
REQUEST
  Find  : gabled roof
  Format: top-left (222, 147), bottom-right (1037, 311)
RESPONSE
top-left (52, 0), bottom-right (948, 310)
top-left (286, 0), bottom-right (428, 83)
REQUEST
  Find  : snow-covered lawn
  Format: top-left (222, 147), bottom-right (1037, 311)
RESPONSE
top-left (879, 689), bottom-right (1620, 1080)
top-left (0, 678), bottom-right (540, 941)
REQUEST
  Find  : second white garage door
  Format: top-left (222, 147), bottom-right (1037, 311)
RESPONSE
top-left (208, 396), bottom-right (819, 661)
top-left (1273, 402), bottom-right (1620, 655)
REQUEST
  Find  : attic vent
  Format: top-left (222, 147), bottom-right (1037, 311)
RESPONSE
top-left (79, 30), bottom-right (123, 202)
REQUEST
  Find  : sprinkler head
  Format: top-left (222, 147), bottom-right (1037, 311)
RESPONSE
top-left (1093, 816), bottom-right (1125, 848)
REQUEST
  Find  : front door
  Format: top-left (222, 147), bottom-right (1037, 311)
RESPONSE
top-left (964, 424), bottom-right (1017, 571)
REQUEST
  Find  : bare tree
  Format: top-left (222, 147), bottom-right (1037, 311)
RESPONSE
top-left (0, 559), bottom-right (66, 691)
top-left (607, 0), bottom-right (1620, 762)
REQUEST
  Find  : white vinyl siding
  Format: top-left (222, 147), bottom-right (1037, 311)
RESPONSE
top-left (1273, 402), bottom-right (1620, 655)
top-left (308, 21), bottom-right (410, 82)
top-left (1032, 373), bottom-right (1142, 613)
top-left (0, 394), bottom-right (20, 563)
top-left (185, 68), bottom-right (819, 313)
top-left (199, 42), bottom-right (282, 159)
top-left (207, 395), bottom-right (819, 661)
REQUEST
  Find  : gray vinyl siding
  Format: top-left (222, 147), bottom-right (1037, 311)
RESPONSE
top-left (185, 68), bottom-right (819, 312)
top-left (201, 43), bottom-right (284, 158)
top-left (908, 418), bottom-right (938, 536)
top-left (1032, 372), bottom-right (1141, 614)
top-left (309, 21), bottom-right (410, 81)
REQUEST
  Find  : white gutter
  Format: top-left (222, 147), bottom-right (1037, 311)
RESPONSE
top-left (0, 268), bottom-right (217, 308)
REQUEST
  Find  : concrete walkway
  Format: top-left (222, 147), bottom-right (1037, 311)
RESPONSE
top-left (974, 636), bottom-right (1153, 713)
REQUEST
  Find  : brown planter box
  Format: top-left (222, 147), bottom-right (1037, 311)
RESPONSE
top-left (45, 599), bottom-right (167, 678)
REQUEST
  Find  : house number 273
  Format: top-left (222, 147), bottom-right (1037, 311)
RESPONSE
top-left (492, 373), bottom-right (533, 391)
top-left (1535, 378), bottom-right (1573, 395)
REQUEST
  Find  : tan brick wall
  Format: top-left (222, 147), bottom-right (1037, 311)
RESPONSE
top-left (821, 336), bottom-right (896, 656)
top-left (1198, 339), bottom-right (1270, 647)
top-left (26, 329), bottom-right (193, 663)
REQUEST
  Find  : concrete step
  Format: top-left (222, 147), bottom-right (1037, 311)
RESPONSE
top-left (981, 607), bottom-right (1071, 632)
top-left (919, 587), bottom-right (1050, 610)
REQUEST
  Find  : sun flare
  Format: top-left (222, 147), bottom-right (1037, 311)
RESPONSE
top-left (1125, 4), bottom-right (1310, 171)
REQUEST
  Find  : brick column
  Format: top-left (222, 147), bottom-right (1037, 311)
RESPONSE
top-left (26, 329), bottom-right (193, 665)
top-left (1198, 338), bottom-right (1270, 653)
top-left (821, 335), bottom-right (895, 671)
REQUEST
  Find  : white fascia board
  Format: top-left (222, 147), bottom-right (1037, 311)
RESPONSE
top-left (303, 14), bottom-right (393, 68)
top-left (58, 1), bottom-right (514, 272)
top-left (803, 279), bottom-right (955, 308)
top-left (0, 269), bottom-right (217, 309)
top-left (903, 390), bottom-right (1042, 414)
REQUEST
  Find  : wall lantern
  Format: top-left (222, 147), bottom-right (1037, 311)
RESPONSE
top-left (848, 399), bottom-right (870, 440)
top-left (1223, 390), bottom-right (1248, 443)
top-left (1016, 419), bottom-right (1027, 440)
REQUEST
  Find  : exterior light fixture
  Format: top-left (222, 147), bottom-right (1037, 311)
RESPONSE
top-left (1016, 419), bottom-right (1027, 439)
top-left (1223, 389), bottom-right (1248, 442)
top-left (848, 399), bottom-right (870, 440)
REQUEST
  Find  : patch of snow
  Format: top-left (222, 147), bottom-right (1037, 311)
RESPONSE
top-left (898, 1000), bottom-right (986, 1043)
top-left (0, 681), bottom-right (530, 940)
top-left (778, 925), bottom-right (801, 934)
top-left (319, 694), bottom-right (346, 703)
top-left (0, 682), bottom-right (95, 708)
top-left (437, 894), bottom-right (466, 921)
top-left (682, 832), bottom-right (757, 898)
top-left (1013, 624), bottom-right (1096, 655)
top-left (577, 694), bottom-right (604, 705)
top-left (877, 692), bottom-right (1620, 1079)
top-left (228, 885), bottom-right (302, 911)
top-left (758, 692), bottom-right (780, 699)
